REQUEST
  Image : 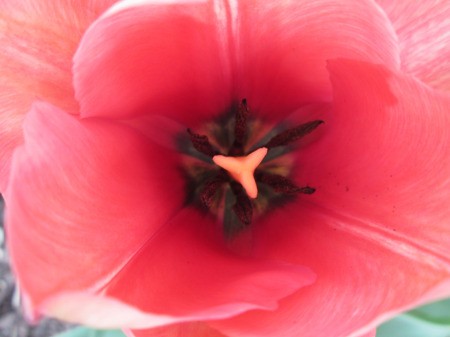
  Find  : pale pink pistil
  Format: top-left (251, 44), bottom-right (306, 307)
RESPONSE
top-left (213, 147), bottom-right (268, 199)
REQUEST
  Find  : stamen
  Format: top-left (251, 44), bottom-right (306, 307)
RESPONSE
top-left (200, 172), bottom-right (228, 208)
top-left (255, 171), bottom-right (316, 195)
top-left (184, 100), bottom-right (322, 237)
top-left (230, 182), bottom-right (253, 225)
top-left (213, 147), bottom-right (268, 199)
top-left (229, 99), bottom-right (249, 156)
top-left (265, 120), bottom-right (324, 148)
top-left (187, 128), bottom-right (219, 157)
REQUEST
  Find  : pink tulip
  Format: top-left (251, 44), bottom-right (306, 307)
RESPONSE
top-left (1, 1), bottom-right (450, 336)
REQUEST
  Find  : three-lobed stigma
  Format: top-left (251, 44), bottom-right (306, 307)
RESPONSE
top-left (184, 99), bottom-right (323, 237)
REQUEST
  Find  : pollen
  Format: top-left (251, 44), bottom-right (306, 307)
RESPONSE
top-left (213, 147), bottom-right (268, 199)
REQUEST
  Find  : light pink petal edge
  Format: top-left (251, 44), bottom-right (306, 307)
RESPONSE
top-left (0, 0), bottom-right (118, 191)
top-left (376, 1), bottom-right (450, 91)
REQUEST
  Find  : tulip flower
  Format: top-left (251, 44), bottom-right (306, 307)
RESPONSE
top-left (1, 1), bottom-right (450, 337)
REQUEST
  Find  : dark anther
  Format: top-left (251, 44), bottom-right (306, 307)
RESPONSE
top-left (234, 99), bottom-right (249, 145)
top-left (229, 99), bottom-right (249, 156)
top-left (187, 128), bottom-right (219, 157)
top-left (230, 182), bottom-right (253, 225)
top-left (296, 186), bottom-right (316, 194)
top-left (255, 170), bottom-right (316, 195)
top-left (200, 172), bottom-right (229, 208)
top-left (265, 120), bottom-right (324, 148)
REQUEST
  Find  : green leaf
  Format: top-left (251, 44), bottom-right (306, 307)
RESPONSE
top-left (53, 327), bottom-right (126, 337)
top-left (408, 298), bottom-right (450, 325)
top-left (376, 298), bottom-right (450, 337)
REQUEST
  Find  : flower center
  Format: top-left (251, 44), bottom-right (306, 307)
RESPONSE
top-left (181, 99), bottom-right (323, 238)
top-left (213, 147), bottom-right (268, 199)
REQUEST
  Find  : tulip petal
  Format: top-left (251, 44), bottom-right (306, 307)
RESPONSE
top-left (6, 102), bottom-right (185, 312)
top-left (43, 293), bottom-right (205, 329)
top-left (0, 0), bottom-right (119, 112)
top-left (42, 292), bottom-right (237, 330)
top-left (210, 206), bottom-right (450, 337)
top-left (127, 322), bottom-right (226, 337)
top-left (297, 58), bottom-right (450, 263)
top-left (7, 102), bottom-right (315, 327)
top-left (358, 330), bottom-right (376, 337)
top-left (375, 1), bottom-right (450, 91)
top-left (0, 0), bottom-right (118, 191)
top-left (74, 0), bottom-right (399, 123)
top-left (101, 207), bottom-right (315, 326)
top-left (234, 0), bottom-right (400, 119)
top-left (74, 0), bottom-right (232, 123)
top-left (209, 59), bottom-right (450, 337)
top-left (0, 93), bottom-right (24, 191)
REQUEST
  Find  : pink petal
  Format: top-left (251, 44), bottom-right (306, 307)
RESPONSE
top-left (375, 1), bottom-right (450, 91)
top-left (124, 114), bottom-right (187, 151)
top-left (209, 59), bottom-right (450, 337)
top-left (42, 292), bottom-right (209, 329)
top-left (233, 0), bottom-right (400, 119)
top-left (0, 94), bottom-right (24, 191)
top-left (6, 102), bottom-right (185, 312)
top-left (74, 0), bottom-right (399, 122)
top-left (101, 208), bottom-right (315, 325)
top-left (74, 0), bottom-right (233, 123)
top-left (43, 290), bottom-right (294, 331)
top-left (0, 0), bottom-right (118, 191)
top-left (357, 330), bottom-right (376, 337)
top-left (210, 206), bottom-right (450, 337)
top-left (296, 58), bottom-right (450, 262)
top-left (128, 322), bottom-right (226, 337)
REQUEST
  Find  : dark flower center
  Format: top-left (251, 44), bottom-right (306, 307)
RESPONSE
top-left (180, 99), bottom-right (323, 238)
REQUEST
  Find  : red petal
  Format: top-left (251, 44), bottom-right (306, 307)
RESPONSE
top-left (74, 0), bottom-right (232, 123)
top-left (74, 0), bottom-right (399, 123)
top-left (101, 208), bottom-right (315, 325)
top-left (235, 0), bottom-right (400, 120)
top-left (295, 58), bottom-right (450, 261)
top-left (128, 322), bottom-right (226, 337)
top-left (6, 102), bottom-right (185, 312)
top-left (376, 1), bottom-right (450, 91)
top-left (212, 59), bottom-right (450, 337)
top-left (0, 0), bottom-right (118, 191)
top-left (209, 206), bottom-right (450, 337)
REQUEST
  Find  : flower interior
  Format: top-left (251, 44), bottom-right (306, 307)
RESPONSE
top-left (179, 99), bottom-right (323, 238)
